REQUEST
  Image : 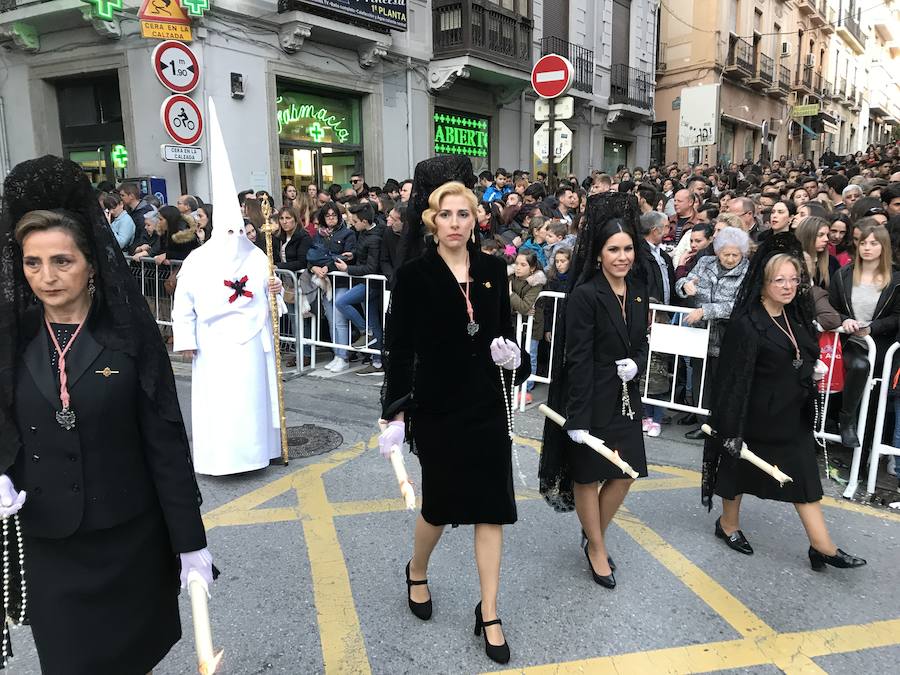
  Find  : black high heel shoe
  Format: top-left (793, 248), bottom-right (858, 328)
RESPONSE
top-left (474, 601), bottom-right (510, 664)
top-left (405, 561), bottom-right (432, 620)
top-left (583, 542), bottom-right (616, 588)
top-left (808, 547), bottom-right (867, 571)
top-left (580, 529), bottom-right (616, 571)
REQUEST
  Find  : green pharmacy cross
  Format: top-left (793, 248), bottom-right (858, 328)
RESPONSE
top-left (179, 0), bottom-right (210, 17)
top-left (81, 0), bottom-right (123, 21)
top-left (306, 122), bottom-right (326, 143)
top-left (111, 144), bottom-right (128, 169)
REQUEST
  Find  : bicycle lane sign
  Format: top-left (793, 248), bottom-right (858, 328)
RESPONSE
top-left (160, 94), bottom-right (203, 145)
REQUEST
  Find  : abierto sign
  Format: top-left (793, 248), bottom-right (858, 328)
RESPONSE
top-left (433, 111), bottom-right (489, 158)
top-left (279, 0), bottom-right (407, 31)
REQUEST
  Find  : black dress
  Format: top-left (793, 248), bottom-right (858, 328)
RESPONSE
top-left (562, 273), bottom-right (649, 483)
top-left (11, 322), bottom-right (207, 674)
top-left (381, 243), bottom-right (530, 526)
top-left (713, 309), bottom-right (824, 503)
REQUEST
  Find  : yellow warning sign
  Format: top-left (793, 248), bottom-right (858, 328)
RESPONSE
top-left (138, 0), bottom-right (191, 24)
top-left (141, 21), bottom-right (193, 42)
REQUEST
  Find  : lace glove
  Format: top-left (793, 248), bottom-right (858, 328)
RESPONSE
top-left (378, 420), bottom-right (405, 458)
top-left (722, 437), bottom-right (744, 458)
top-left (615, 358), bottom-right (638, 383)
top-left (490, 337), bottom-right (521, 370)
top-left (813, 359), bottom-right (828, 382)
top-left (179, 548), bottom-right (214, 589)
top-left (0, 475), bottom-right (25, 518)
top-left (567, 429), bottom-right (588, 444)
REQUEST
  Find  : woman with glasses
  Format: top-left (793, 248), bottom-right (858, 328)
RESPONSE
top-left (703, 232), bottom-right (867, 571)
top-left (828, 220), bottom-right (900, 448)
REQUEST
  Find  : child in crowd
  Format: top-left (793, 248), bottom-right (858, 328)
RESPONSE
top-left (543, 247), bottom-right (572, 342)
top-left (509, 249), bottom-right (546, 402)
top-left (541, 220), bottom-right (577, 273)
top-left (480, 237), bottom-right (503, 258)
top-left (519, 216), bottom-right (549, 268)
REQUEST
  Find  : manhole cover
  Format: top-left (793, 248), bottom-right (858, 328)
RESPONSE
top-left (284, 424), bottom-right (343, 459)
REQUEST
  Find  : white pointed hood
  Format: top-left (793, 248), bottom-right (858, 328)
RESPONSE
top-left (207, 97), bottom-right (256, 273)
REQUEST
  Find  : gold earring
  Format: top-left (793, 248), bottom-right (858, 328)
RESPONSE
top-left (88, 274), bottom-right (96, 298)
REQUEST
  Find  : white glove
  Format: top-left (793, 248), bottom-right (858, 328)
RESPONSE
top-left (0, 475), bottom-right (25, 519)
top-left (813, 359), bottom-right (828, 382)
top-left (378, 420), bottom-right (405, 458)
top-left (179, 547), bottom-right (214, 589)
top-left (490, 337), bottom-right (521, 370)
top-left (615, 358), bottom-right (638, 383)
top-left (567, 429), bottom-right (588, 444)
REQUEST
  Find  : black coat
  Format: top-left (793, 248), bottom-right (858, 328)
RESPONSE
top-left (637, 238), bottom-right (676, 305)
top-left (11, 326), bottom-right (206, 551)
top-left (279, 229), bottom-right (313, 272)
top-left (332, 224), bottom-right (383, 277)
top-left (828, 264), bottom-right (900, 370)
top-left (563, 272), bottom-right (649, 432)
top-left (380, 226), bottom-right (404, 288)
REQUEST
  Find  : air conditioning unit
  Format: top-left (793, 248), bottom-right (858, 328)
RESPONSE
top-left (805, 53), bottom-right (815, 67)
top-left (781, 42), bottom-right (791, 58)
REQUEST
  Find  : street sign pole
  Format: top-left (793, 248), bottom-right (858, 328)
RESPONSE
top-left (548, 99), bottom-right (556, 191)
top-left (179, 161), bottom-right (188, 195)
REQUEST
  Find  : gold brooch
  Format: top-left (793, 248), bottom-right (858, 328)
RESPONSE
top-left (484, 281), bottom-right (492, 288)
top-left (635, 297), bottom-right (642, 303)
top-left (95, 367), bottom-right (120, 378)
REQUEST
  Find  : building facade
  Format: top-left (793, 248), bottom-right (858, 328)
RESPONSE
top-left (0, 0), bottom-right (658, 198)
top-left (654, 0), bottom-right (898, 169)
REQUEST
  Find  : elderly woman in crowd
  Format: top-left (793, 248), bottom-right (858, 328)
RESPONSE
top-left (675, 227), bottom-right (751, 439)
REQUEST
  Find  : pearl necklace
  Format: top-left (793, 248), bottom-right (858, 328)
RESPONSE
top-left (1, 514), bottom-right (26, 668)
top-left (498, 362), bottom-right (515, 440)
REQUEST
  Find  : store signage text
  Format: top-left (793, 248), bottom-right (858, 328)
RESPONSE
top-left (433, 112), bottom-right (489, 158)
top-left (791, 103), bottom-right (821, 118)
top-left (280, 0), bottom-right (407, 32)
top-left (276, 97), bottom-right (351, 143)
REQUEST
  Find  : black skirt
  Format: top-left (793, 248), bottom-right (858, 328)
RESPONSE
top-left (413, 405), bottom-right (516, 526)
top-left (568, 411), bottom-right (649, 484)
top-left (25, 507), bottom-right (181, 675)
top-left (714, 430), bottom-right (824, 503)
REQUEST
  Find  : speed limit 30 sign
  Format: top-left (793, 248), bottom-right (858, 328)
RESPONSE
top-left (152, 40), bottom-right (200, 94)
top-left (160, 94), bottom-right (203, 146)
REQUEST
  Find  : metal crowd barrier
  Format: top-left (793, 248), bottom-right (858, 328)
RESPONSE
top-left (298, 270), bottom-right (389, 372)
top-left (814, 331), bottom-right (877, 499)
top-left (515, 290), bottom-right (565, 411)
top-left (867, 340), bottom-right (900, 496)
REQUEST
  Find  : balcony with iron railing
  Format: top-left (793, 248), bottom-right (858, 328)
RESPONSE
top-left (433, 0), bottom-right (533, 72)
top-left (609, 64), bottom-right (653, 111)
top-left (794, 64), bottom-right (814, 93)
top-left (820, 1), bottom-right (836, 33)
top-left (778, 64), bottom-right (791, 93)
top-left (812, 71), bottom-right (823, 97)
top-left (748, 52), bottom-right (775, 90)
top-left (837, 12), bottom-right (867, 54)
top-left (541, 36), bottom-right (594, 94)
top-left (820, 79), bottom-right (832, 100)
top-left (725, 36), bottom-right (755, 79)
top-left (837, 77), bottom-right (848, 101)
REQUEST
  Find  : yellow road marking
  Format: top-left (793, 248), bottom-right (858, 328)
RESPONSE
top-left (488, 618), bottom-right (900, 675)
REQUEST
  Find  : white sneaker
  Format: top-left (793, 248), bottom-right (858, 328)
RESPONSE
top-left (330, 358), bottom-right (349, 373)
top-left (647, 422), bottom-right (662, 438)
top-left (324, 357), bottom-right (342, 371)
top-left (641, 417), bottom-right (652, 433)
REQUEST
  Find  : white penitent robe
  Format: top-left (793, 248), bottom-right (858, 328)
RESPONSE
top-left (172, 243), bottom-right (284, 475)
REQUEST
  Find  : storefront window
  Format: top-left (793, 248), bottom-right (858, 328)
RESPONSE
top-left (434, 109), bottom-right (490, 175)
top-left (719, 123), bottom-right (735, 166)
top-left (602, 139), bottom-right (629, 175)
top-left (277, 87), bottom-right (364, 195)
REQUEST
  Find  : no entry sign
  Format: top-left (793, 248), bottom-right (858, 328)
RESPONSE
top-left (160, 94), bottom-right (203, 146)
top-left (531, 54), bottom-right (575, 99)
top-left (152, 41), bottom-right (200, 94)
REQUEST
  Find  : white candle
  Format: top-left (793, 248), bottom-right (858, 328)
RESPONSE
top-left (699, 425), bottom-right (794, 486)
top-left (188, 570), bottom-right (223, 674)
top-left (389, 447), bottom-right (417, 510)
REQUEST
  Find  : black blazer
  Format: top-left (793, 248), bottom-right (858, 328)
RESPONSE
top-left (564, 273), bottom-right (649, 432)
top-left (11, 326), bottom-right (206, 551)
top-left (279, 229), bottom-right (313, 272)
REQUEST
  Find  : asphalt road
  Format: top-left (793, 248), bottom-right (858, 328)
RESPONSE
top-left (6, 365), bottom-right (900, 675)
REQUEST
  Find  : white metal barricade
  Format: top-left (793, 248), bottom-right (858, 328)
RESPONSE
top-left (299, 271), bottom-right (389, 372)
top-left (813, 331), bottom-right (877, 499)
top-left (867, 340), bottom-right (900, 496)
top-left (515, 291), bottom-right (566, 411)
top-left (642, 302), bottom-right (712, 416)
top-left (273, 268), bottom-right (302, 378)
top-left (130, 257), bottom-right (181, 327)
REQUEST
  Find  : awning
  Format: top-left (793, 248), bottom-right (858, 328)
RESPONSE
top-left (721, 112), bottom-right (763, 130)
top-left (793, 120), bottom-right (819, 138)
top-left (822, 121), bottom-right (840, 134)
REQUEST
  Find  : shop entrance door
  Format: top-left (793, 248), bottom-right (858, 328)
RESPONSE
top-left (280, 146), bottom-right (363, 196)
top-left (67, 145), bottom-right (128, 186)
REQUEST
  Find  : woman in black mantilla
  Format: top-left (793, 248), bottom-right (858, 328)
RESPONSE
top-left (539, 192), bottom-right (649, 589)
top-left (378, 158), bottom-right (529, 665)
top-left (702, 231), bottom-right (867, 571)
top-left (0, 156), bottom-right (213, 674)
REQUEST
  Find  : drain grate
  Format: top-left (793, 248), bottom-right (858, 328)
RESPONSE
top-left (284, 424), bottom-right (343, 459)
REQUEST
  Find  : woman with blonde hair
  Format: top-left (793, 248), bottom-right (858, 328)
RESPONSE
top-left (378, 166), bottom-right (529, 664)
top-left (291, 191), bottom-right (315, 236)
top-left (828, 220), bottom-right (900, 447)
top-left (794, 216), bottom-right (837, 289)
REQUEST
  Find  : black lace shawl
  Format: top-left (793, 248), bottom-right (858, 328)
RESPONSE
top-left (0, 156), bottom-right (198, 489)
top-left (700, 231), bottom-right (817, 509)
top-left (538, 192), bottom-right (641, 512)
